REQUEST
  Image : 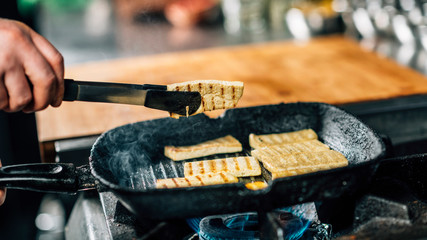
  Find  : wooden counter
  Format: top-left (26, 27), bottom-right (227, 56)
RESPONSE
top-left (36, 35), bottom-right (427, 142)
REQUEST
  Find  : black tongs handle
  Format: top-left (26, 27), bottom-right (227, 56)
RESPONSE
top-left (63, 79), bottom-right (166, 102)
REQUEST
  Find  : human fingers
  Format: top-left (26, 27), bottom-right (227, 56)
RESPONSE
top-left (30, 30), bottom-right (64, 107)
top-left (3, 66), bottom-right (32, 112)
top-left (19, 41), bottom-right (58, 112)
top-left (0, 76), bottom-right (9, 110)
top-left (0, 160), bottom-right (6, 206)
top-left (0, 187), bottom-right (5, 206)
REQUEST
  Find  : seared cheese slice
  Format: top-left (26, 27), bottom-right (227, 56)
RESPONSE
top-left (249, 129), bottom-right (318, 149)
top-left (164, 135), bottom-right (242, 161)
top-left (156, 172), bottom-right (238, 189)
top-left (184, 156), bottom-right (261, 177)
top-left (251, 149), bottom-right (348, 179)
top-left (167, 80), bottom-right (244, 118)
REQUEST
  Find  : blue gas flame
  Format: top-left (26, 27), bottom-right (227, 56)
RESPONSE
top-left (186, 203), bottom-right (314, 240)
top-left (187, 217), bottom-right (203, 233)
top-left (278, 208), bottom-right (311, 240)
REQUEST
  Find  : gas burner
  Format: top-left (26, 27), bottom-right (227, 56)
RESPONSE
top-left (335, 195), bottom-right (427, 239)
top-left (259, 210), bottom-right (331, 240)
top-left (333, 154), bottom-right (427, 239)
top-left (185, 202), bottom-right (331, 240)
top-left (198, 212), bottom-right (260, 240)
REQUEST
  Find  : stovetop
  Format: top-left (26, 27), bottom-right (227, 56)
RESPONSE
top-left (64, 152), bottom-right (427, 240)
top-left (66, 191), bottom-right (195, 240)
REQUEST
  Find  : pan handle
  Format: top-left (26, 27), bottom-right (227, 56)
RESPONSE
top-left (0, 163), bottom-right (96, 194)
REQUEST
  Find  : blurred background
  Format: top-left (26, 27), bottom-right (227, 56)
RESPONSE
top-left (10, 0), bottom-right (427, 73)
top-left (2, 0), bottom-right (427, 239)
top-left (12, 0), bottom-right (343, 64)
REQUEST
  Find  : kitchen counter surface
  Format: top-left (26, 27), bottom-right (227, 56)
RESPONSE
top-left (36, 35), bottom-right (427, 142)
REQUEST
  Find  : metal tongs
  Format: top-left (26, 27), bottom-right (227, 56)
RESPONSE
top-left (63, 79), bottom-right (201, 115)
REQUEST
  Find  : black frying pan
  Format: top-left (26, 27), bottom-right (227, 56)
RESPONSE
top-left (0, 102), bottom-right (388, 220)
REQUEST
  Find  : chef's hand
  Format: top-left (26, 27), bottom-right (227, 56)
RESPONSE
top-left (0, 18), bottom-right (64, 113)
top-left (0, 160), bottom-right (5, 206)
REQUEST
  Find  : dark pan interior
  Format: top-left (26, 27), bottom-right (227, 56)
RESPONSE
top-left (90, 102), bottom-right (386, 191)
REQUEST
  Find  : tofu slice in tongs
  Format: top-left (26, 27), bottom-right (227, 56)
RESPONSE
top-left (167, 80), bottom-right (244, 118)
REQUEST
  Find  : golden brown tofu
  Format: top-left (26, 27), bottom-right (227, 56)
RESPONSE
top-left (251, 140), bottom-right (329, 157)
top-left (251, 149), bottom-right (348, 179)
top-left (249, 129), bottom-right (318, 149)
top-left (156, 172), bottom-right (238, 189)
top-left (164, 135), bottom-right (242, 161)
top-left (167, 80), bottom-right (244, 118)
top-left (270, 160), bottom-right (349, 179)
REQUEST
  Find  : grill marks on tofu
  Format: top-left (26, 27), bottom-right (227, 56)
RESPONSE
top-left (184, 157), bottom-right (261, 178)
top-left (249, 129), bottom-right (349, 179)
top-left (158, 128), bottom-right (349, 188)
top-left (252, 140), bottom-right (330, 157)
top-left (269, 158), bottom-right (348, 179)
top-left (164, 135), bottom-right (243, 161)
top-left (249, 129), bottom-right (318, 149)
top-left (252, 149), bottom-right (348, 180)
top-left (156, 172), bottom-right (238, 189)
top-left (167, 80), bottom-right (244, 118)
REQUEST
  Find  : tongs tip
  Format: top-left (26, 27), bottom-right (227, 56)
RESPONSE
top-left (144, 90), bottom-right (201, 116)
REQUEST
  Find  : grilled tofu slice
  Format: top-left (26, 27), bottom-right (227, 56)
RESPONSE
top-left (184, 156), bottom-right (261, 177)
top-left (269, 160), bottom-right (348, 179)
top-left (249, 129), bottom-right (318, 149)
top-left (167, 80), bottom-right (244, 118)
top-left (251, 140), bottom-right (329, 157)
top-left (251, 149), bottom-right (348, 179)
top-left (165, 135), bottom-right (242, 161)
top-left (156, 172), bottom-right (238, 189)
